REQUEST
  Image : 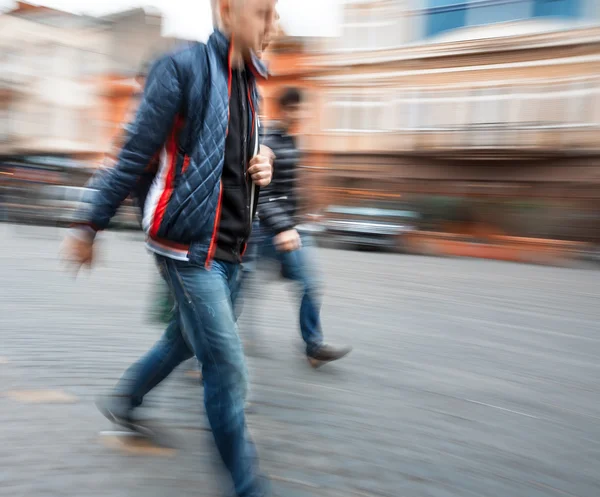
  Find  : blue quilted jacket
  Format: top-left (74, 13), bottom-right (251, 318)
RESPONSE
top-left (79, 30), bottom-right (267, 267)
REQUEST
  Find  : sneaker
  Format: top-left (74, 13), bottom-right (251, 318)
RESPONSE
top-left (95, 394), bottom-right (148, 434)
top-left (307, 344), bottom-right (352, 369)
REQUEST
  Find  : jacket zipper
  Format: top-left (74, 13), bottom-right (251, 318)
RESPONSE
top-left (247, 85), bottom-right (257, 237)
top-left (206, 36), bottom-right (234, 268)
top-left (239, 70), bottom-right (252, 241)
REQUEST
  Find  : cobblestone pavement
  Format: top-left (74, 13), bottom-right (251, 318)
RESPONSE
top-left (1, 223), bottom-right (600, 497)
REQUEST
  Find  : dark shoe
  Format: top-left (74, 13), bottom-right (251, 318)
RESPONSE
top-left (97, 394), bottom-right (176, 446)
top-left (307, 344), bottom-right (352, 369)
top-left (95, 394), bottom-right (149, 433)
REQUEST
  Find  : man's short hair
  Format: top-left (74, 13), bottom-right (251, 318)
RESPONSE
top-left (212, 0), bottom-right (248, 28)
top-left (278, 87), bottom-right (302, 109)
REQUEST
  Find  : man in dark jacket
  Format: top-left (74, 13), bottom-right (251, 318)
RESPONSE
top-left (61, 1), bottom-right (276, 496)
top-left (253, 88), bottom-right (352, 368)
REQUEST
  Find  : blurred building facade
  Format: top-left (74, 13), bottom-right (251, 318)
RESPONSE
top-left (279, 0), bottom-right (600, 244)
top-left (259, 28), bottom-right (322, 215)
top-left (3, 0), bottom-right (599, 249)
top-left (0, 11), bottom-right (107, 158)
top-left (0, 2), bottom-right (179, 163)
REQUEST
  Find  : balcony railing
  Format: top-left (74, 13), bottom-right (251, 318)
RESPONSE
top-left (317, 82), bottom-right (600, 155)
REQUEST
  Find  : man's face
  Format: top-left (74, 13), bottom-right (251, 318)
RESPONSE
top-left (281, 103), bottom-right (302, 132)
top-left (222, 0), bottom-right (277, 57)
top-left (258, 8), bottom-right (279, 57)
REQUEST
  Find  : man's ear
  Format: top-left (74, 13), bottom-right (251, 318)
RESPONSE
top-left (219, 0), bottom-right (233, 31)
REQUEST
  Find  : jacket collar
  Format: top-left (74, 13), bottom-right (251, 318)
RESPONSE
top-left (208, 29), bottom-right (269, 82)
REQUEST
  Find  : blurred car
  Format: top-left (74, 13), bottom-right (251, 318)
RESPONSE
top-left (2, 155), bottom-right (140, 229)
top-left (321, 200), bottom-right (419, 252)
top-left (37, 185), bottom-right (141, 229)
top-left (296, 212), bottom-right (326, 237)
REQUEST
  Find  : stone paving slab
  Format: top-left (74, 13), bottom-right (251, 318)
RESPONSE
top-left (1, 224), bottom-right (600, 497)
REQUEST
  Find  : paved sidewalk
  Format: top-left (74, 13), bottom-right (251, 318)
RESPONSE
top-left (1, 224), bottom-right (600, 497)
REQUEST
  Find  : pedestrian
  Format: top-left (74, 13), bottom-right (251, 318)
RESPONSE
top-left (61, 0), bottom-right (277, 496)
top-left (246, 87), bottom-right (352, 367)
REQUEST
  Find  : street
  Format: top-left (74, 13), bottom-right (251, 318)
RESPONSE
top-left (1, 223), bottom-right (599, 497)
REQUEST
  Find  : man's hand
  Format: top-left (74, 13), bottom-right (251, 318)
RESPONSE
top-left (60, 232), bottom-right (95, 276)
top-left (248, 145), bottom-right (275, 187)
top-left (273, 229), bottom-right (301, 252)
top-left (259, 144), bottom-right (275, 159)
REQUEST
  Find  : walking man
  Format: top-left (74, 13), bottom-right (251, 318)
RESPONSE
top-left (61, 1), bottom-right (277, 496)
top-left (248, 88), bottom-right (352, 367)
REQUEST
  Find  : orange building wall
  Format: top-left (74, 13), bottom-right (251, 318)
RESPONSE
top-left (258, 44), bottom-right (314, 122)
top-left (90, 75), bottom-right (140, 165)
top-left (257, 43), bottom-right (327, 214)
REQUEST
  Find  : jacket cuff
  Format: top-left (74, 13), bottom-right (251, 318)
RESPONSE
top-left (272, 220), bottom-right (296, 235)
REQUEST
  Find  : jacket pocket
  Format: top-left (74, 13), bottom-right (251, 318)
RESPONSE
top-left (173, 151), bottom-right (190, 189)
top-left (181, 154), bottom-right (191, 175)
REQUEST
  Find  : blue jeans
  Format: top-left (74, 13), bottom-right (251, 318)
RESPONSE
top-left (116, 256), bottom-right (265, 497)
top-left (244, 222), bottom-right (324, 355)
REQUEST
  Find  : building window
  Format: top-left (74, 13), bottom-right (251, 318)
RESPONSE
top-left (417, 93), bottom-right (435, 129)
top-left (0, 108), bottom-right (9, 142)
top-left (349, 96), bottom-right (365, 131)
top-left (567, 80), bottom-right (592, 125)
top-left (471, 87), bottom-right (504, 125)
top-left (407, 91), bottom-right (421, 130)
top-left (424, 91), bottom-right (449, 128)
top-left (325, 82), bottom-right (599, 133)
top-left (591, 81), bottom-right (600, 126)
top-left (325, 93), bottom-right (391, 133)
top-left (533, 0), bottom-right (580, 18)
top-left (425, 0), bottom-right (581, 39)
top-left (511, 86), bottom-right (538, 126)
top-left (383, 91), bottom-right (398, 131)
top-left (578, 82), bottom-right (596, 126)
top-left (4, 49), bottom-right (24, 84)
top-left (425, 0), bottom-right (468, 38)
top-left (324, 95), bottom-right (349, 131)
top-left (467, 0), bottom-right (532, 27)
top-left (364, 93), bottom-right (387, 131)
top-left (537, 86), bottom-right (555, 125)
top-left (392, 91), bottom-right (407, 131)
top-left (338, 4), bottom-right (405, 51)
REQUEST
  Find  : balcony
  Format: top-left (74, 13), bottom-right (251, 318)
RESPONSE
top-left (312, 124), bottom-right (600, 159)
top-left (407, 123), bottom-right (599, 158)
top-left (315, 81), bottom-right (600, 158)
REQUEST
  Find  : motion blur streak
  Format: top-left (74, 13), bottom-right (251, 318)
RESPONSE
top-left (1, 1), bottom-right (600, 497)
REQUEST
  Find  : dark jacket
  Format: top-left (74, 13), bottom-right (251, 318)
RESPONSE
top-left (214, 67), bottom-right (255, 263)
top-left (76, 30), bottom-right (266, 267)
top-left (258, 125), bottom-right (301, 234)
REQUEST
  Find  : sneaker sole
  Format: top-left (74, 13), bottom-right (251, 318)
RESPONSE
top-left (96, 402), bottom-right (154, 438)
